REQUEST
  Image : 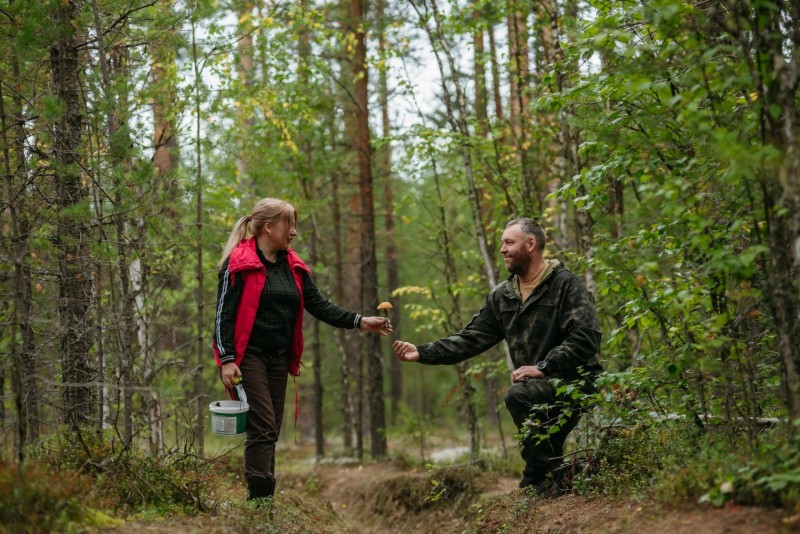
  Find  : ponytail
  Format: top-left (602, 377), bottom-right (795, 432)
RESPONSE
top-left (218, 216), bottom-right (251, 268)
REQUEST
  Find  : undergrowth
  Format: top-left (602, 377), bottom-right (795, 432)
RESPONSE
top-left (0, 428), bottom-right (222, 532)
top-left (576, 418), bottom-right (800, 515)
top-left (35, 428), bottom-right (217, 514)
top-left (0, 459), bottom-right (123, 533)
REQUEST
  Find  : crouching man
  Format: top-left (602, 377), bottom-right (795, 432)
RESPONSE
top-left (392, 218), bottom-right (603, 493)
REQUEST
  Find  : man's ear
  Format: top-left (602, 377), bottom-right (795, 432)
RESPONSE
top-left (529, 236), bottom-right (537, 251)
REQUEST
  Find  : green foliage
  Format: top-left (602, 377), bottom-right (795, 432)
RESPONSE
top-left (582, 424), bottom-right (694, 496)
top-left (573, 414), bottom-right (800, 517)
top-left (692, 423), bottom-right (800, 513)
top-left (36, 429), bottom-right (216, 514)
top-left (0, 459), bottom-right (122, 533)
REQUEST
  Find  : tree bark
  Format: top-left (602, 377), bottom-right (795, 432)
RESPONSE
top-left (377, 0), bottom-right (402, 426)
top-left (1, 24), bottom-right (37, 452)
top-left (52, 0), bottom-right (95, 430)
top-left (235, 0), bottom-right (256, 185)
top-left (508, 0), bottom-right (537, 214)
top-left (192, 17), bottom-right (206, 456)
top-left (755, 1), bottom-right (800, 420)
top-left (350, 0), bottom-right (387, 458)
top-left (332, 173), bottom-right (356, 456)
top-left (296, 0), bottom-right (326, 460)
top-left (337, 23), bottom-right (364, 457)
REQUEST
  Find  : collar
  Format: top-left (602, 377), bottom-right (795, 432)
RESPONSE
top-left (509, 259), bottom-right (562, 298)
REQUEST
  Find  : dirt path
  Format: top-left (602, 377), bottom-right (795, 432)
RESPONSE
top-left (100, 458), bottom-right (796, 533)
top-left (289, 463), bottom-right (796, 534)
top-left (284, 462), bottom-right (517, 533)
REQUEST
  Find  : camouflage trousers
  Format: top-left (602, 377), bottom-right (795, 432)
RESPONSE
top-left (504, 377), bottom-right (582, 483)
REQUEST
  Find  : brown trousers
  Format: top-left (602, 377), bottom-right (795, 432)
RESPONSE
top-left (238, 349), bottom-right (289, 483)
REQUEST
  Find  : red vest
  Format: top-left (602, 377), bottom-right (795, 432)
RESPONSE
top-left (212, 238), bottom-right (310, 376)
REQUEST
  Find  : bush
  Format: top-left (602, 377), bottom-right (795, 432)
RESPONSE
top-left (35, 429), bottom-right (218, 514)
top-left (578, 415), bottom-right (800, 515)
top-left (688, 424), bottom-right (800, 513)
top-left (579, 422), bottom-right (698, 496)
top-left (0, 459), bottom-right (122, 533)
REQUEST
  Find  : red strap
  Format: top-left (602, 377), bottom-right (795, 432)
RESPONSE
top-left (293, 376), bottom-right (299, 445)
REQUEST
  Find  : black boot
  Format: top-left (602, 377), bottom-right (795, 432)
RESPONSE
top-left (247, 477), bottom-right (276, 503)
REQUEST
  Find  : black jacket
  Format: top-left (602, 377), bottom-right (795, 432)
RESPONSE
top-left (417, 262), bottom-right (603, 383)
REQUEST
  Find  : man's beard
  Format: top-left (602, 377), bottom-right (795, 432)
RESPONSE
top-left (506, 253), bottom-right (532, 276)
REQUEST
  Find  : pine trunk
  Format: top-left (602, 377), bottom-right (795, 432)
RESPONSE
top-left (351, 0), bottom-right (387, 458)
top-left (377, 0), bottom-right (402, 426)
top-left (1, 33), bottom-right (38, 452)
top-left (52, 0), bottom-right (95, 430)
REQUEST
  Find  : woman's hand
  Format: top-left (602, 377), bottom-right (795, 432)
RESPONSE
top-left (220, 362), bottom-right (242, 388)
top-left (360, 316), bottom-right (394, 336)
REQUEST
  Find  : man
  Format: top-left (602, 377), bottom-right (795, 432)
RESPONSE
top-left (392, 218), bottom-right (603, 493)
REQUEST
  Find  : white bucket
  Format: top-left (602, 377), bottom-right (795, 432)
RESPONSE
top-left (209, 400), bottom-right (249, 436)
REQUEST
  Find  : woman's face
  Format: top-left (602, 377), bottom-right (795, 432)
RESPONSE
top-left (265, 217), bottom-right (297, 250)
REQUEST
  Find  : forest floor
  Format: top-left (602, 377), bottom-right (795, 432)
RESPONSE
top-left (281, 461), bottom-right (792, 533)
top-left (105, 443), bottom-right (797, 534)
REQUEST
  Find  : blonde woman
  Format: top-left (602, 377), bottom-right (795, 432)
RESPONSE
top-left (213, 198), bottom-right (391, 503)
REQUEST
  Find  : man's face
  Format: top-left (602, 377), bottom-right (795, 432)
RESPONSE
top-left (500, 224), bottom-right (535, 275)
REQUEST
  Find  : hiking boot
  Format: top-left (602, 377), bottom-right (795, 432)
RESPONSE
top-left (247, 477), bottom-right (276, 502)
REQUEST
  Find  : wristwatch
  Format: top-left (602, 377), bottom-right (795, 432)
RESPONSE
top-left (536, 360), bottom-right (548, 375)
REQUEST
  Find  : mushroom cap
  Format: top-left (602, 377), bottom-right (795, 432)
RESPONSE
top-left (377, 301), bottom-right (393, 310)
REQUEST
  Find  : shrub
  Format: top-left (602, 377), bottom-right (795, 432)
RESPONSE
top-left (0, 459), bottom-right (121, 533)
top-left (579, 414), bottom-right (800, 516)
top-left (35, 429), bottom-right (217, 514)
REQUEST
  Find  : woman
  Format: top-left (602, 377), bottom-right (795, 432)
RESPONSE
top-left (212, 198), bottom-right (391, 502)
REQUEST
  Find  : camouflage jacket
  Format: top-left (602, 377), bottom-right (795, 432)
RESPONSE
top-left (417, 262), bottom-right (603, 383)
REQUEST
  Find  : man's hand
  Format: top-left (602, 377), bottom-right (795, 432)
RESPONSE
top-left (392, 340), bottom-right (419, 362)
top-left (220, 362), bottom-right (241, 388)
top-left (511, 365), bottom-right (544, 383)
top-left (360, 316), bottom-right (394, 336)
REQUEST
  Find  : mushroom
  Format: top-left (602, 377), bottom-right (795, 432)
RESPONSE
top-left (377, 301), bottom-right (393, 328)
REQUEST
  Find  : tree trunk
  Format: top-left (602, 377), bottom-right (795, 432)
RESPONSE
top-left (235, 0), bottom-right (256, 185)
top-left (749, 0), bottom-right (800, 420)
top-left (377, 0), bottom-right (402, 426)
top-left (145, 0), bottom-right (181, 455)
top-left (507, 0), bottom-right (537, 214)
top-left (473, 13), bottom-right (489, 135)
top-left (339, 0), bottom-right (365, 459)
top-left (332, 174), bottom-right (356, 456)
top-left (297, 0), bottom-right (326, 460)
top-left (350, 0), bottom-right (387, 458)
top-left (1, 32), bottom-right (37, 453)
top-left (472, 10), bottom-right (504, 436)
top-left (192, 18), bottom-right (206, 456)
top-left (52, 0), bottom-right (95, 430)
top-left (91, 0), bottom-right (141, 447)
top-left (487, 20), bottom-right (504, 123)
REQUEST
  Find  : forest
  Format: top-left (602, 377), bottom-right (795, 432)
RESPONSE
top-left (1, 0), bottom-right (799, 532)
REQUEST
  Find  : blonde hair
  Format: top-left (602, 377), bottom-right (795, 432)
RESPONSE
top-left (218, 198), bottom-right (297, 268)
